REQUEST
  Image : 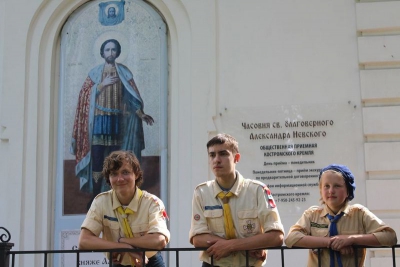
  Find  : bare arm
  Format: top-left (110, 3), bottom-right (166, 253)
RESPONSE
top-left (79, 229), bottom-right (147, 266)
top-left (119, 233), bottom-right (167, 251)
top-left (211, 230), bottom-right (282, 250)
top-left (293, 233), bottom-right (380, 251)
top-left (192, 234), bottom-right (225, 248)
top-left (292, 235), bottom-right (331, 248)
top-left (204, 230), bottom-right (283, 261)
top-left (329, 234), bottom-right (380, 251)
top-left (79, 228), bottom-right (131, 250)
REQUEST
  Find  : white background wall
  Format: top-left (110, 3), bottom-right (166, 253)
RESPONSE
top-left (0, 0), bottom-right (399, 266)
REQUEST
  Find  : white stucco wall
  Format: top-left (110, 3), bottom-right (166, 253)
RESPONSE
top-left (0, 0), bottom-right (399, 266)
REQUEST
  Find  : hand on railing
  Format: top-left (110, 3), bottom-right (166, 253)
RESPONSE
top-left (111, 249), bottom-right (148, 267)
top-left (248, 249), bottom-right (267, 261)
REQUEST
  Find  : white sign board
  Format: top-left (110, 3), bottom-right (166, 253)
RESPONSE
top-left (219, 104), bottom-right (362, 218)
top-left (60, 230), bottom-right (109, 267)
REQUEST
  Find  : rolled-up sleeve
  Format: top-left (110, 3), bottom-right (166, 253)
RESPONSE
top-left (363, 207), bottom-right (397, 246)
top-left (81, 199), bottom-right (104, 236)
top-left (373, 230), bottom-right (397, 246)
top-left (147, 200), bottom-right (170, 243)
top-left (257, 186), bottom-right (285, 234)
top-left (285, 211), bottom-right (312, 248)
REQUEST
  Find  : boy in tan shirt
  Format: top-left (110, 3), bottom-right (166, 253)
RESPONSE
top-left (189, 133), bottom-right (285, 267)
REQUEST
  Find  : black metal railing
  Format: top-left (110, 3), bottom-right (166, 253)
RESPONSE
top-left (1, 227), bottom-right (398, 267)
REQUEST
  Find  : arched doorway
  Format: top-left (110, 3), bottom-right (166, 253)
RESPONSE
top-left (55, 1), bottom-right (168, 265)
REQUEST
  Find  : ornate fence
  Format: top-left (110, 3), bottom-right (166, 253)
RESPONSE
top-left (1, 227), bottom-right (398, 267)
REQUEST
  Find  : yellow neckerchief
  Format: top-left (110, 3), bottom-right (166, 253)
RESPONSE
top-left (116, 188), bottom-right (143, 266)
top-left (217, 191), bottom-right (236, 239)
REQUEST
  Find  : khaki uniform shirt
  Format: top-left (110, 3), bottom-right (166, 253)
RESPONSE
top-left (189, 171), bottom-right (284, 267)
top-left (285, 203), bottom-right (397, 267)
top-left (81, 189), bottom-right (170, 266)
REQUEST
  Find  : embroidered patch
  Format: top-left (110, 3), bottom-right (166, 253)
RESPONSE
top-left (205, 205), bottom-right (223, 210)
top-left (103, 215), bottom-right (118, 222)
top-left (194, 214), bottom-right (200, 221)
top-left (263, 186), bottom-right (276, 208)
top-left (310, 222), bottom-right (328, 228)
top-left (162, 210), bottom-right (169, 221)
top-left (243, 220), bottom-right (256, 234)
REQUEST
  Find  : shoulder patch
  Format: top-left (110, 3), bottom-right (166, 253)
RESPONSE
top-left (161, 209), bottom-right (169, 221)
top-left (247, 180), bottom-right (276, 208)
top-left (263, 186), bottom-right (276, 208)
top-left (141, 191), bottom-right (169, 220)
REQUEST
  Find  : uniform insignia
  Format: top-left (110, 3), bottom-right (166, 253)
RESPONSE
top-left (310, 222), bottom-right (328, 228)
top-left (205, 205), bottom-right (223, 210)
top-left (103, 215), bottom-right (118, 222)
top-left (194, 214), bottom-right (200, 221)
top-left (243, 220), bottom-right (256, 234)
top-left (263, 186), bottom-right (276, 208)
top-left (162, 210), bottom-right (169, 221)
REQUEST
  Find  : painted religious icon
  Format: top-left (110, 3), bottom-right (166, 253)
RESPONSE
top-left (99, 0), bottom-right (125, 26)
top-left (60, 0), bottom-right (167, 214)
top-left (70, 38), bottom-right (155, 209)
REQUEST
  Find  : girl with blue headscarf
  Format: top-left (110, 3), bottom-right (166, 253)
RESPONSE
top-left (285, 164), bottom-right (397, 267)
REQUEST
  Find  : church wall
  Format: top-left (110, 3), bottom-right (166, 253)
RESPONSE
top-left (356, 1), bottom-right (400, 265)
top-left (0, 0), bottom-right (398, 266)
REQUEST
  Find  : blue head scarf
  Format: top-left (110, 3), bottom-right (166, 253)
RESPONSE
top-left (319, 164), bottom-right (356, 201)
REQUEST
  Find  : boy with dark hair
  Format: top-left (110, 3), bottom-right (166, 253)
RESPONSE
top-left (189, 133), bottom-right (284, 266)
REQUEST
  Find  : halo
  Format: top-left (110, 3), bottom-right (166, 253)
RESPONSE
top-left (93, 31), bottom-right (129, 64)
top-left (105, 4), bottom-right (119, 16)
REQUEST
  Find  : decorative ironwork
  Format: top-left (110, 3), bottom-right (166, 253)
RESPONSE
top-left (0, 227), bottom-right (11, 243)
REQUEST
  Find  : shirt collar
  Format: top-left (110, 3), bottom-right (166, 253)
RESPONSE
top-left (111, 187), bottom-right (141, 212)
top-left (320, 202), bottom-right (350, 218)
top-left (212, 171), bottom-right (244, 198)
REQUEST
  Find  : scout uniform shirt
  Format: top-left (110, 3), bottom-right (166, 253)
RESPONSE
top-left (81, 188), bottom-right (170, 266)
top-left (189, 171), bottom-right (284, 267)
top-left (285, 203), bottom-right (397, 267)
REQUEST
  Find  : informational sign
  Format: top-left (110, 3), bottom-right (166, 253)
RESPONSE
top-left (61, 230), bottom-right (109, 267)
top-left (219, 103), bottom-right (362, 217)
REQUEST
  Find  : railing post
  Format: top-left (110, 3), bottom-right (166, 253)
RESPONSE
top-left (0, 227), bottom-right (13, 267)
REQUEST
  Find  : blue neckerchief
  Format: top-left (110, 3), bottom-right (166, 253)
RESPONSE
top-left (326, 212), bottom-right (344, 267)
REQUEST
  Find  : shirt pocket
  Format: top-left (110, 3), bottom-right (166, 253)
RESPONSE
top-left (103, 218), bottom-right (121, 238)
top-left (131, 224), bottom-right (150, 237)
top-left (310, 226), bottom-right (329, 237)
top-left (237, 209), bottom-right (260, 237)
top-left (204, 209), bottom-right (225, 234)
